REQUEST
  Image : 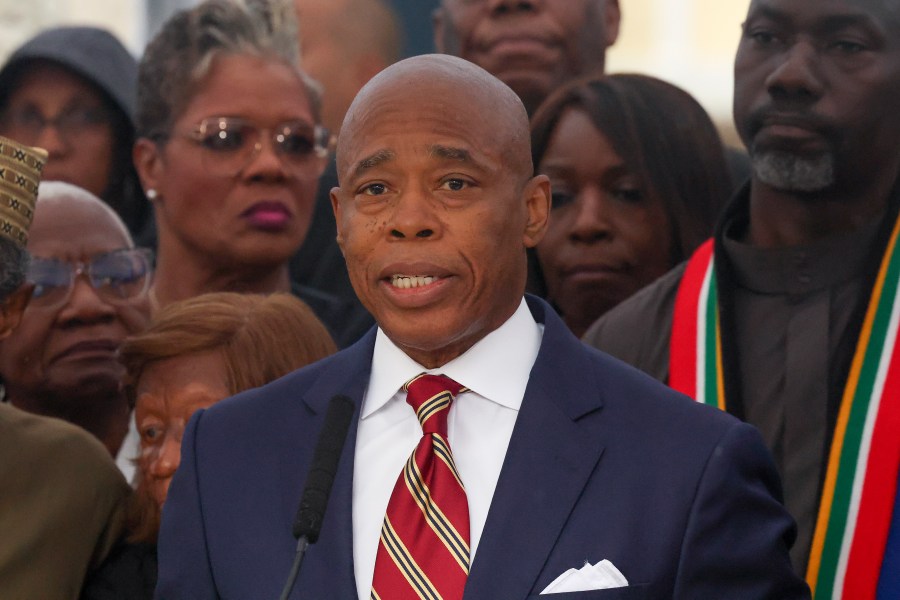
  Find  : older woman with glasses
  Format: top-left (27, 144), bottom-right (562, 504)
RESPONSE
top-left (0, 181), bottom-right (151, 456)
top-left (133, 0), bottom-right (370, 347)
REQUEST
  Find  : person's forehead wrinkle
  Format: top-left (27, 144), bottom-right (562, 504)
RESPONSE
top-left (749, 0), bottom-right (899, 32)
top-left (428, 144), bottom-right (495, 173)
top-left (497, 115), bottom-right (533, 180)
top-left (337, 87), bottom-right (400, 178)
top-left (430, 145), bottom-right (471, 162)
top-left (352, 148), bottom-right (396, 180)
top-left (462, 82), bottom-right (531, 178)
top-left (339, 54), bottom-right (532, 179)
top-left (34, 194), bottom-right (133, 247)
top-left (814, 13), bottom-right (887, 42)
top-left (479, 79), bottom-right (532, 177)
top-left (746, 2), bottom-right (792, 25)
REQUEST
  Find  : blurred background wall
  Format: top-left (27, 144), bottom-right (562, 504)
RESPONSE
top-left (0, 0), bottom-right (746, 144)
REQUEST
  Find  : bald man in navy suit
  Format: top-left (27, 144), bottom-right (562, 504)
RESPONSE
top-left (156, 54), bottom-right (809, 599)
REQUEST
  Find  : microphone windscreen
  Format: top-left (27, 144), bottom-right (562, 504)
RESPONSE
top-left (292, 395), bottom-right (355, 542)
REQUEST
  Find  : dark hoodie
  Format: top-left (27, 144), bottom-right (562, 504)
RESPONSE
top-left (0, 26), bottom-right (156, 247)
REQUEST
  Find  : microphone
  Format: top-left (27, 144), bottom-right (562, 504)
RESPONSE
top-left (278, 394), bottom-right (355, 600)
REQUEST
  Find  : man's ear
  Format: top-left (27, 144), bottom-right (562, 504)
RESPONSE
top-left (133, 138), bottom-right (164, 202)
top-left (330, 187), bottom-right (345, 255)
top-left (522, 174), bottom-right (551, 249)
top-left (604, 0), bottom-right (622, 48)
top-left (0, 284), bottom-right (32, 340)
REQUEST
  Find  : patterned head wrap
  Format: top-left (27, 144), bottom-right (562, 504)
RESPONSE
top-left (0, 136), bottom-right (46, 247)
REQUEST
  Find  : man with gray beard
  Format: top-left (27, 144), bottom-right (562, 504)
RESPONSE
top-left (584, 0), bottom-right (900, 594)
top-left (753, 151), bottom-right (834, 193)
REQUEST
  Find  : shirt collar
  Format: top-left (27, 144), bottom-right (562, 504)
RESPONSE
top-left (362, 298), bottom-right (543, 419)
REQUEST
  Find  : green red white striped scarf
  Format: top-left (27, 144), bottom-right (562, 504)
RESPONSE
top-left (670, 220), bottom-right (900, 598)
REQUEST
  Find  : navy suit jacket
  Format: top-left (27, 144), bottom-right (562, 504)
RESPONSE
top-left (156, 296), bottom-right (809, 599)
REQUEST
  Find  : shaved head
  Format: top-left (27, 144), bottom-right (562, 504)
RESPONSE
top-left (36, 181), bottom-right (133, 245)
top-left (338, 54), bottom-right (533, 184)
top-left (330, 53), bottom-right (550, 367)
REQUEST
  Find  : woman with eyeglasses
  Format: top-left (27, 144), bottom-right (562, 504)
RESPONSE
top-left (132, 0), bottom-right (368, 347)
top-left (0, 181), bottom-right (152, 457)
top-left (0, 26), bottom-right (155, 248)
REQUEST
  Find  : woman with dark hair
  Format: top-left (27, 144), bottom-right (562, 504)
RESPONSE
top-left (0, 26), bottom-right (154, 247)
top-left (81, 291), bottom-right (336, 598)
top-left (530, 73), bottom-right (732, 337)
top-left (132, 0), bottom-right (372, 348)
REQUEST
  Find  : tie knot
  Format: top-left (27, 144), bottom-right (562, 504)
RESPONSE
top-left (404, 373), bottom-right (467, 435)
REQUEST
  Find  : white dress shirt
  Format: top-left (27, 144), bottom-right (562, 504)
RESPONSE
top-left (352, 298), bottom-right (543, 600)
top-left (115, 412), bottom-right (139, 485)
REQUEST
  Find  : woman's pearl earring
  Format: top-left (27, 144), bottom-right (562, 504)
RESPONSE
top-left (146, 189), bottom-right (158, 200)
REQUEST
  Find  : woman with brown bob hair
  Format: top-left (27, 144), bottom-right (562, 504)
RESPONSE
top-left (529, 74), bottom-right (733, 337)
top-left (81, 291), bottom-right (336, 598)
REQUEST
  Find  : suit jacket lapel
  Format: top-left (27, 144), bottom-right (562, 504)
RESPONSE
top-left (282, 301), bottom-right (606, 599)
top-left (287, 330), bottom-right (376, 599)
top-left (464, 299), bottom-right (607, 600)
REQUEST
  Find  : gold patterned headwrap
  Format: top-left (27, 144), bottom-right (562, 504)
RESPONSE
top-left (0, 136), bottom-right (46, 247)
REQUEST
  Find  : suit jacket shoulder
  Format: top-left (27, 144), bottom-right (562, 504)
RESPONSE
top-left (469, 297), bottom-right (807, 599)
top-left (0, 404), bottom-right (128, 600)
top-left (582, 262), bottom-right (685, 383)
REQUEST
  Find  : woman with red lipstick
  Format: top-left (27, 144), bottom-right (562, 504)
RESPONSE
top-left (529, 74), bottom-right (732, 337)
top-left (133, 0), bottom-right (371, 347)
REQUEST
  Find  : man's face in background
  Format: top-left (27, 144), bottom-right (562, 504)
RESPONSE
top-left (434, 0), bottom-right (621, 115)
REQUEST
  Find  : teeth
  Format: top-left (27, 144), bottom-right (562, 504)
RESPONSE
top-left (391, 275), bottom-right (437, 289)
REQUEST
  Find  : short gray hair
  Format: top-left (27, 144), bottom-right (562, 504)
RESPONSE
top-left (136, 0), bottom-right (321, 139)
top-left (36, 181), bottom-right (134, 245)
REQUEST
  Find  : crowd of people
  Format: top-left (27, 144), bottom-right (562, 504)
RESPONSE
top-left (0, 0), bottom-right (898, 598)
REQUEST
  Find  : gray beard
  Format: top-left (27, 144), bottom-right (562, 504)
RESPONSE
top-left (751, 150), bottom-right (835, 193)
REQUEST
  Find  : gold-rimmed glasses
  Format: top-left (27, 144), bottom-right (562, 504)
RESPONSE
top-left (183, 117), bottom-right (331, 178)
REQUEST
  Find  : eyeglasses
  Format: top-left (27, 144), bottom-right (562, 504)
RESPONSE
top-left (184, 117), bottom-right (331, 178)
top-left (2, 105), bottom-right (110, 145)
top-left (27, 248), bottom-right (154, 311)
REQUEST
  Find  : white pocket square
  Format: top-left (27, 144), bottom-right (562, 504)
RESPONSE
top-left (540, 559), bottom-right (628, 594)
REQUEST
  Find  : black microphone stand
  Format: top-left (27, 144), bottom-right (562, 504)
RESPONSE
top-left (278, 536), bottom-right (310, 600)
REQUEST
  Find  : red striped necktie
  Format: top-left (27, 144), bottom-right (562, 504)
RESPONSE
top-left (371, 373), bottom-right (470, 600)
